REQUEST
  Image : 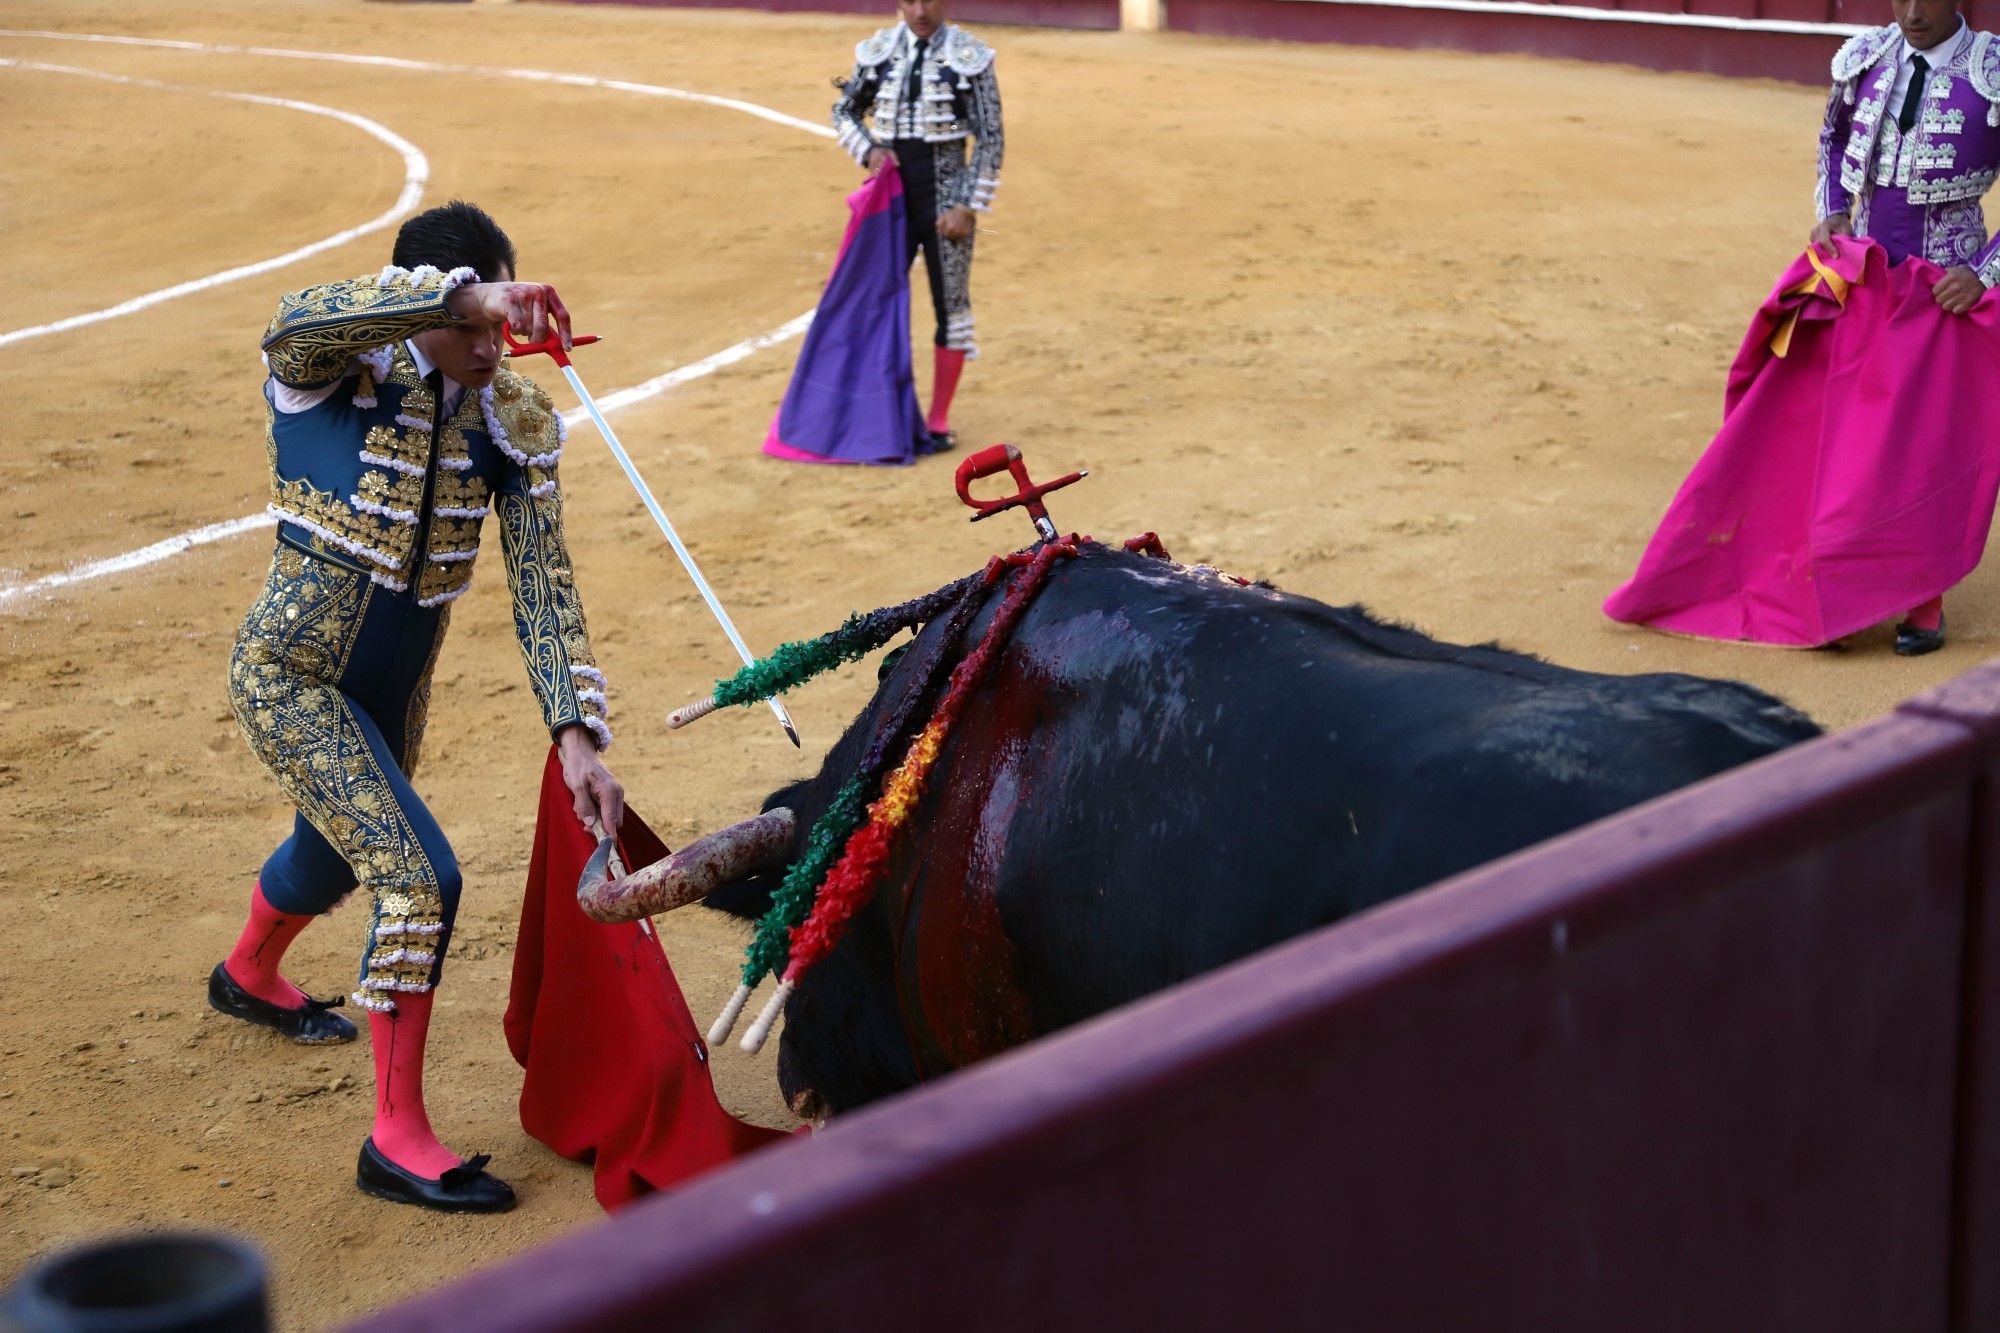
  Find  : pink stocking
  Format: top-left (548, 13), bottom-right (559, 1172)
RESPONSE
top-left (367, 990), bottom-right (462, 1180)
top-left (222, 881), bottom-right (314, 1009)
top-left (1906, 596), bottom-right (1944, 631)
top-left (927, 346), bottom-right (967, 435)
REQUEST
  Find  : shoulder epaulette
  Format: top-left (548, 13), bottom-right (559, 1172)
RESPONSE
top-left (1970, 31), bottom-right (2000, 108)
top-left (941, 26), bottom-right (995, 77)
top-left (486, 367), bottom-right (565, 473)
top-left (857, 25), bottom-right (901, 67)
top-left (1832, 24), bottom-right (1899, 83)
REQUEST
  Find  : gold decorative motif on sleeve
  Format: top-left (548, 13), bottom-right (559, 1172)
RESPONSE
top-left (497, 479), bottom-right (610, 748)
top-left (261, 267), bottom-right (476, 389)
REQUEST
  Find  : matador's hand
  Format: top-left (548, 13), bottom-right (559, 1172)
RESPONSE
top-left (1933, 265), bottom-right (1987, 316)
top-left (865, 146), bottom-right (899, 176)
top-left (1809, 213), bottom-right (1852, 257)
top-left (558, 724), bottom-right (625, 838)
top-left (937, 206), bottom-right (975, 242)
top-left (448, 281), bottom-right (573, 350)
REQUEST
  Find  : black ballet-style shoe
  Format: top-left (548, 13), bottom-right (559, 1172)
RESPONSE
top-left (356, 1139), bottom-right (517, 1214)
top-left (206, 963), bottom-right (357, 1044)
top-left (1894, 615), bottom-right (1946, 657)
top-left (917, 429), bottom-right (957, 457)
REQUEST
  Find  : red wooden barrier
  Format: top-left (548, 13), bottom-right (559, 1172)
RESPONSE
top-left (355, 660), bottom-right (2000, 1332)
top-left (1904, 667), bottom-right (2000, 1333)
top-left (1164, 0), bottom-right (1856, 84)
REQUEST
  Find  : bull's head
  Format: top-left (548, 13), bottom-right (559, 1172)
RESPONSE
top-left (576, 808), bottom-right (796, 923)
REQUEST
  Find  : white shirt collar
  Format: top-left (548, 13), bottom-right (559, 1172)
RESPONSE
top-left (404, 339), bottom-right (467, 416)
top-left (1903, 18), bottom-right (1968, 69)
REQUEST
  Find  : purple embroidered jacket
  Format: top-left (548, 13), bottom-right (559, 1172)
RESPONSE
top-left (1817, 21), bottom-right (2000, 286)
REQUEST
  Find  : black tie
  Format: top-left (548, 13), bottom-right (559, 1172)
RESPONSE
top-left (903, 36), bottom-right (928, 127)
top-left (1899, 54), bottom-right (1930, 134)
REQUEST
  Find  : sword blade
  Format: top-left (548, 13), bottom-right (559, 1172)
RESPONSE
top-left (558, 362), bottom-right (801, 747)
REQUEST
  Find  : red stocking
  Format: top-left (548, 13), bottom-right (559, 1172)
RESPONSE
top-left (927, 346), bottom-right (967, 435)
top-left (222, 881), bottom-right (314, 1009)
top-left (1906, 596), bottom-right (1944, 631)
top-left (368, 990), bottom-right (462, 1180)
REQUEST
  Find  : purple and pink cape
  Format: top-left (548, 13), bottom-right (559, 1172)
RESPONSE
top-left (763, 165), bottom-right (927, 467)
top-left (1605, 236), bottom-right (2000, 646)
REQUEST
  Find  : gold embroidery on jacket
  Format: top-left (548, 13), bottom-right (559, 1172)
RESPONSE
top-left (262, 272), bottom-right (462, 389)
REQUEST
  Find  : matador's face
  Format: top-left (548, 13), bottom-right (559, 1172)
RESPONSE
top-left (1892, 0), bottom-right (1961, 51)
top-left (413, 263), bottom-right (514, 392)
top-left (897, 0), bottom-right (946, 40)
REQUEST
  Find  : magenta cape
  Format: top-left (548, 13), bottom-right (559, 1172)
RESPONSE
top-left (1603, 236), bottom-right (2000, 647)
top-left (762, 165), bottom-right (926, 467)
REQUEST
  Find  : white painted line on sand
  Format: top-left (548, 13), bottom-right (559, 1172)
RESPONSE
top-left (0, 60), bottom-right (429, 348)
top-left (0, 31), bottom-right (834, 608)
top-left (0, 30), bottom-right (837, 139)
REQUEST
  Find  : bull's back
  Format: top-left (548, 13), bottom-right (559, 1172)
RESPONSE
top-left (938, 549), bottom-right (1815, 1027)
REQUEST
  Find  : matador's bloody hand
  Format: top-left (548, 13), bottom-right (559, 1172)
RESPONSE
top-left (1933, 266), bottom-right (1987, 316)
top-left (450, 281), bottom-right (573, 351)
top-left (558, 725), bottom-right (625, 838)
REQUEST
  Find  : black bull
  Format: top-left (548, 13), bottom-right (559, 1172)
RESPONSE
top-left (704, 545), bottom-right (1821, 1118)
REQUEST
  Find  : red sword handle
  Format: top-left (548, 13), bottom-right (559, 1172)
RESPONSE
top-left (501, 328), bottom-right (601, 368)
top-left (953, 444), bottom-right (1086, 534)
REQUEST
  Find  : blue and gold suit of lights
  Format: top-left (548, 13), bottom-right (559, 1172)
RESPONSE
top-left (228, 265), bottom-right (610, 1012)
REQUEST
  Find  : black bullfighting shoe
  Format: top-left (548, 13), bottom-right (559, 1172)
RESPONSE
top-left (356, 1139), bottom-right (517, 1214)
top-left (1894, 615), bottom-right (1946, 657)
top-left (206, 963), bottom-right (357, 1044)
top-left (918, 429), bottom-right (958, 456)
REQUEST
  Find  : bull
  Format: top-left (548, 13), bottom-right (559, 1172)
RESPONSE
top-left (589, 543), bottom-right (1820, 1121)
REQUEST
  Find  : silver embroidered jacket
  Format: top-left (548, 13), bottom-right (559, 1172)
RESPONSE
top-left (259, 265), bottom-right (612, 747)
top-left (833, 21), bottom-right (1004, 213)
top-left (1817, 23), bottom-right (2000, 285)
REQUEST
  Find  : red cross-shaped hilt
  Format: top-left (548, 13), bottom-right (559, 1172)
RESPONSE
top-left (954, 444), bottom-right (1087, 544)
top-left (501, 328), bottom-right (601, 368)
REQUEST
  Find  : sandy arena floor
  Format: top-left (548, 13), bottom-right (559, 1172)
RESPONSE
top-left (0, 1), bottom-right (1988, 1326)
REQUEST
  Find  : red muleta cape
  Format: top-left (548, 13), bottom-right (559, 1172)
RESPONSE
top-left (504, 749), bottom-right (785, 1210)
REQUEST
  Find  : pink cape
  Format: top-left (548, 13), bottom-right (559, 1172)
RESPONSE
top-left (1603, 236), bottom-right (2000, 646)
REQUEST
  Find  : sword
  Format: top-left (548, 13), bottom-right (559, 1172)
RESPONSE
top-left (505, 328), bottom-right (801, 748)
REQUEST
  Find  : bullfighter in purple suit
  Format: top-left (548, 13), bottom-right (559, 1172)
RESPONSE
top-left (1810, 0), bottom-right (2000, 654)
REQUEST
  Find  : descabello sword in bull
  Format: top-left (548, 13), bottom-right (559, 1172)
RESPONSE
top-left (505, 328), bottom-right (800, 748)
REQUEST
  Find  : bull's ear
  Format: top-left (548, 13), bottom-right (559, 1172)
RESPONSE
top-left (702, 869), bottom-right (780, 922)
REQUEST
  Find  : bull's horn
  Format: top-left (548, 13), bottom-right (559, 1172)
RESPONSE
top-left (578, 807), bottom-right (795, 923)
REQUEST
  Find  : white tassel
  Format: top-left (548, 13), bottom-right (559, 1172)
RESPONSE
top-left (709, 983), bottom-right (754, 1046)
top-left (741, 981), bottom-right (794, 1053)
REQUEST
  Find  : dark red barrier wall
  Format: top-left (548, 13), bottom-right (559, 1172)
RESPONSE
top-left (550, 0), bottom-right (1120, 30)
top-left (358, 661), bottom-right (2000, 1332)
top-left (1164, 0), bottom-right (1846, 83)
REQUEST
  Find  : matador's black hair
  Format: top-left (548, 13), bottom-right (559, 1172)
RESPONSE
top-left (391, 200), bottom-right (517, 282)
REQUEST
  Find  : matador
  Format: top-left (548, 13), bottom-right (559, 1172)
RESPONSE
top-left (211, 201), bottom-right (623, 1213)
top-left (834, 0), bottom-right (1004, 452)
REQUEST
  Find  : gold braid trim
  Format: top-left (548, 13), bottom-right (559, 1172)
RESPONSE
top-left (261, 267), bottom-right (476, 389)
